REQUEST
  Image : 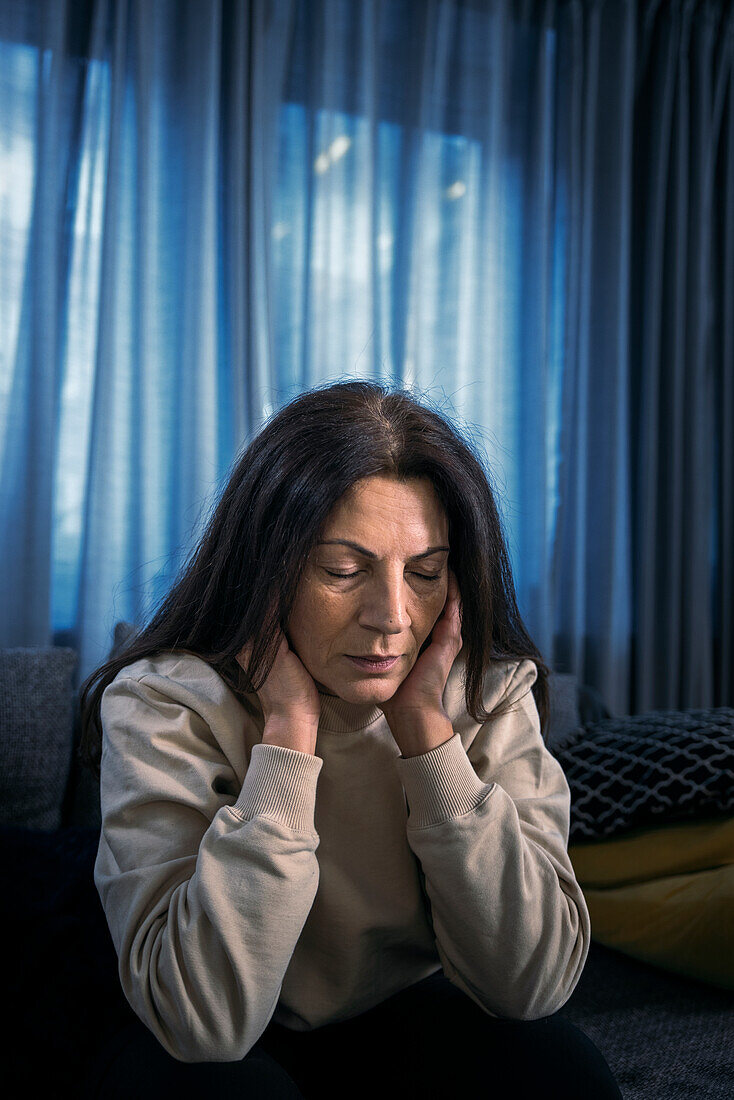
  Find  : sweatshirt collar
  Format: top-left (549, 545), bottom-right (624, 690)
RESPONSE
top-left (316, 691), bottom-right (387, 733)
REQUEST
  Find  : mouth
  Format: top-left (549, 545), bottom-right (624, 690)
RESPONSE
top-left (346, 655), bottom-right (401, 672)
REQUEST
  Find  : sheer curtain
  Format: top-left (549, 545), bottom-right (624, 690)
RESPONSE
top-left (0, 0), bottom-right (294, 675)
top-left (0, 0), bottom-right (732, 716)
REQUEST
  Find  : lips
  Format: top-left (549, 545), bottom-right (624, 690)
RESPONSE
top-left (347, 654), bottom-right (400, 672)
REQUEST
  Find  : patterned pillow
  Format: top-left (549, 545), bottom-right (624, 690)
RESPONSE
top-left (554, 708), bottom-right (734, 842)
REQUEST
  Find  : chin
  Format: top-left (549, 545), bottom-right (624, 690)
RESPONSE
top-left (340, 686), bottom-right (395, 706)
top-left (312, 656), bottom-right (412, 701)
top-left (319, 673), bottom-right (398, 703)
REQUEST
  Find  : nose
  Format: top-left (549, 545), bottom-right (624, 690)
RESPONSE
top-left (357, 572), bottom-right (412, 635)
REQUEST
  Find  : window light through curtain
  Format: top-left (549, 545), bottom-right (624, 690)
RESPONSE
top-left (270, 50), bottom-right (566, 625)
top-left (0, 22), bottom-right (565, 645)
top-left (1, 38), bottom-right (109, 632)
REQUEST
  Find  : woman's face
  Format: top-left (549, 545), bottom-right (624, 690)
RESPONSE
top-left (285, 474), bottom-right (451, 704)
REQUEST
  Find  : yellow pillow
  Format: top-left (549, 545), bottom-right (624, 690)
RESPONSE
top-left (568, 815), bottom-right (734, 992)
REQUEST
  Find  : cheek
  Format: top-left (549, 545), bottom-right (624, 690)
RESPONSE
top-left (287, 583), bottom-right (320, 635)
top-left (297, 579), bottom-right (445, 632)
top-left (429, 581), bottom-right (448, 611)
top-left (408, 589), bottom-right (446, 632)
top-left (293, 584), bottom-right (347, 633)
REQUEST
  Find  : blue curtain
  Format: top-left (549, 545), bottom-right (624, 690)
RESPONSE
top-left (0, 0), bottom-right (732, 716)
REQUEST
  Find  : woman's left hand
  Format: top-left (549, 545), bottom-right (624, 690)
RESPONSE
top-left (381, 568), bottom-right (463, 724)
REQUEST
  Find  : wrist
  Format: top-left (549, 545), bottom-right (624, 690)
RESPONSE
top-left (385, 708), bottom-right (454, 758)
top-left (262, 716), bottom-right (318, 755)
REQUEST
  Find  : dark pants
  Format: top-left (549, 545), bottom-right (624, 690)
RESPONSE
top-left (83, 970), bottom-right (624, 1099)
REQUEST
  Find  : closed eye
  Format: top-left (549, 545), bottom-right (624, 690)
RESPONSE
top-left (324, 570), bottom-right (441, 582)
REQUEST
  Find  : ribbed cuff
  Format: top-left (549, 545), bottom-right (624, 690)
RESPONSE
top-left (231, 743), bottom-right (324, 834)
top-left (394, 733), bottom-right (496, 828)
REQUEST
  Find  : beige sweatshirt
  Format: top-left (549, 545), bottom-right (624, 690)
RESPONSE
top-left (94, 649), bottom-right (591, 1063)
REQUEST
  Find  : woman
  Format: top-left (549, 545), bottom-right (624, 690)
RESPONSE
top-left (79, 379), bottom-right (623, 1099)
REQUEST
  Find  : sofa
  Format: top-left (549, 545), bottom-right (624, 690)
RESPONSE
top-left (2, 633), bottom-right (733, 1098)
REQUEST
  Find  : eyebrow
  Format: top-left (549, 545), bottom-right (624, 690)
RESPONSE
top-left (316, 539), bottom-right (450, 561)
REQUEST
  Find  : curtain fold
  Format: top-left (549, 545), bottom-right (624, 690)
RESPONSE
top-left (0, 4), bottom-right (70, 646)
top-left (551, 0), bottom-right (635, 709)
top-left (0, 0), bottom-right (731, 715)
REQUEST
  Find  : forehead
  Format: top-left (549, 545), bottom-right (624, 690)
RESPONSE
top-left (322, 475), bottom-right (447, 531)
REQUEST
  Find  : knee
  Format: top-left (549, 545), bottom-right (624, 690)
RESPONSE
top-left (499, 1014), bottom-right (623, 1100)
top-left (85, 1022), bottom-right (306, 1100)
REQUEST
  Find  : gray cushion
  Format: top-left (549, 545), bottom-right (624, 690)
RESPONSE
top-left (109, 620), bottom-right (138, 659)
top-left (578, 681), bottom-right (613, 725)
top-left (65, 620), bottom-right (139, 830)
top-left (546, 671), bottom-right (583, 751)
top-left (0, 647), bottom-right (78, 830)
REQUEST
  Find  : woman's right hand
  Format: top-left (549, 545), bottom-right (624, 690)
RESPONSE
top-left (236, 631), bottom-right (322, 732)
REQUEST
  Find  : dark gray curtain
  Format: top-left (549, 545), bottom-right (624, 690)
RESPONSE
top-left (627, 0), bottom-right (733, 711)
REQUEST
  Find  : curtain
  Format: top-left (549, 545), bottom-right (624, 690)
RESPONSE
top-left (0, 0), bottom-right (732, 716)
top-left (0, 0), bottom-right (294, 675)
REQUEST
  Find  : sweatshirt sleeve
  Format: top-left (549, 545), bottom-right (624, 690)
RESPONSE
top-left (393, 658), bottom-right (591, 1021)
top-left (94, 673), bottom-right (324, 1062)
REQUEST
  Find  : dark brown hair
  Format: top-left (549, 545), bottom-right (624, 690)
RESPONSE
top-left (79, 378), bottom-right (550, 780)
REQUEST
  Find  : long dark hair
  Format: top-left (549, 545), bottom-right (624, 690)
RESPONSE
top-left (79, 378), bottom-right (550, 780)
